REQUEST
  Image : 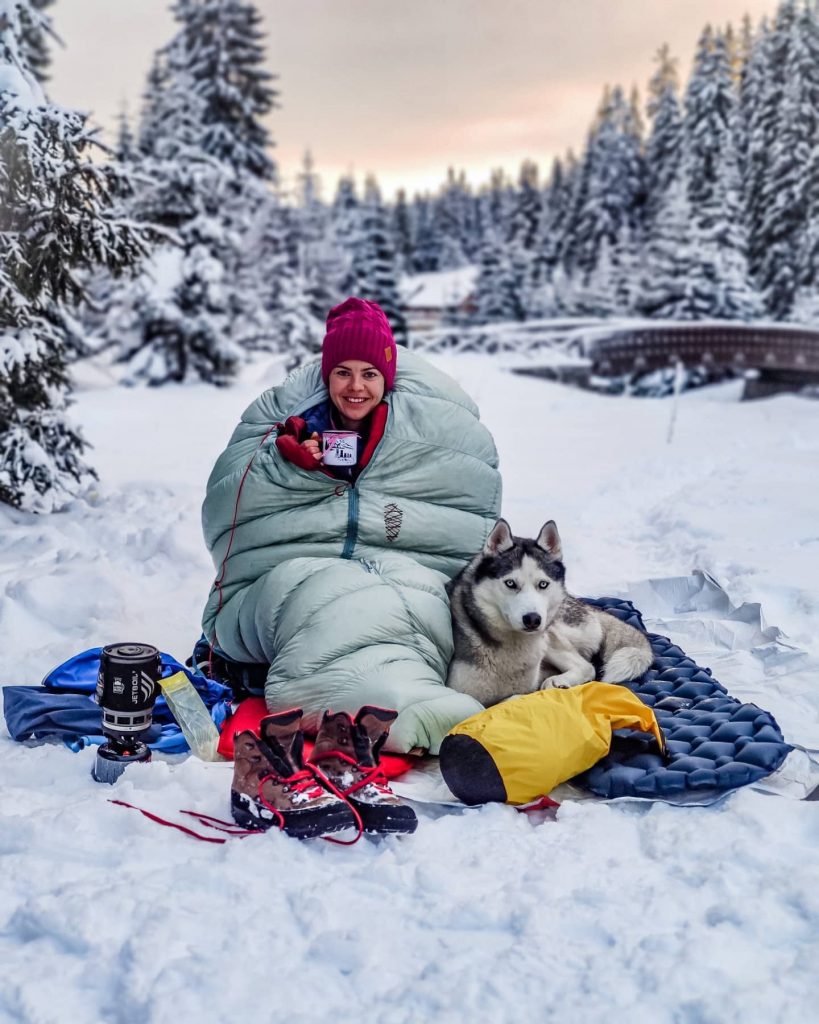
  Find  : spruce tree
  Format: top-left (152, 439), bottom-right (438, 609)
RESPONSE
top-left (557, 137), bottom-right (593, 279)
top-left (354, 176), bottom-right (407, 345)
top-left (18, 0), bottom-right (52, 84)
top-left (391, 188), bottom-right (414, 274)
top-left (736, 15), bottom-right (767, 201)
top-left (792, 1), bottom-right (819, 317)
top-left (410, 194), bottom-right (439, 272)
top-left (507, 160), bottom-right (542, 317)
top-left (0, 1), bottom-right (150, 510)
top-left (434, 168), bottom-right (472, 268)
top-left (153, 0), bottom-right (277, 179)
top-left (532, 154), bottom-right (575, 314)
top-left (254, 200), bottom-right (322, 367)
top-left (638, 173), bottom-right (698, 318)
top-left (758, 6), bottom-right (818, 317)
top-left (479, 168), bottom-right (516, 249)
top-left (745, 1), bottom-right (798, 292)
top-left (115, 107), bottom-right (137, 164)
top-left (645, 45), bottom-right (683, 233)
top-left (294, 150), bottom-right (339, 321)
top-left (682, 27), bottom-right (761, 319)
top-left (331, 174), bottom-right (366, 295)
top-left (471, 227), bottom-right (523, 324)
top-left (98, 0), bottom-right (280, 384)
top-left (570, 86), bottom-right (646, 313)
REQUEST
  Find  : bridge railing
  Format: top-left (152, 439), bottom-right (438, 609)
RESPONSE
top-left (409, 318), bottom-right (819, 378)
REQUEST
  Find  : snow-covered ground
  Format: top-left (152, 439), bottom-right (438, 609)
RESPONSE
top-left (1, 354), bottom-right (818, 1024)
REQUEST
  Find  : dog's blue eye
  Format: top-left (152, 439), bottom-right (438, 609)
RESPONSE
top-left (538, 581), bottom-right (549, 589)
top-left (504, 579), bottom-right (517, 590)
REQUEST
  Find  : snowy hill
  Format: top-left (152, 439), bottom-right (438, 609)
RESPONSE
top-left (1, 355), bottom-right (818, 1023)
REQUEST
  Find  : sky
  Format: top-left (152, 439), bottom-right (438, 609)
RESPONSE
top-left (49, 0), bottom-right (782, 200)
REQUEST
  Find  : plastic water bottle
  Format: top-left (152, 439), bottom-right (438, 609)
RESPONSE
top-left (160, 671), bottom-right (221, 761)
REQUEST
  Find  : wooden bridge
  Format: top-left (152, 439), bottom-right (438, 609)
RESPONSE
top-left (410, 318), bottom-right (819, 397)
top-left (578, 322), bottom-right (819, 398)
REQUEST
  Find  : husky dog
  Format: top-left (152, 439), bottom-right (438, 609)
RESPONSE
top-left (446, 519), bottom-right (653, 707)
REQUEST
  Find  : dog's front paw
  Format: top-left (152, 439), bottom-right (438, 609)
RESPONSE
top-left (541, 676), bottom-right (576, 690)
top-left (540, 677), bottom-right (566, 690)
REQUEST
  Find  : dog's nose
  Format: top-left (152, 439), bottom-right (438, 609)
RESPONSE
top-left (522, 613), bottom-right (541, 631)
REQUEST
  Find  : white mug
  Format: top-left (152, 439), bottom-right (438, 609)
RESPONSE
top-left (322, 430), bottom-right (359, 466)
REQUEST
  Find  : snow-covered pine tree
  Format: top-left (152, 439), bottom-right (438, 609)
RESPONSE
top-left (353, 176), bottom-right (407, 345)
top-left (531, 154), bottom-right (575, 314)
top-left (409, 194), bottom-right (439, 272)
top-left (293, 149), bottom-right (341, 321)
top-left (17, 0), bottom-right (52, 83)
top-left (744, 1), bottom-right (798, 295)
top-left (331, 174), bottom-right (367, 294)
top-left (0, 0), bottom-right (150, 510)
top-left (685, 27), bottom-right (736, 214)
top-left (791, 1), bottom-right (819, 319)
top-left (736, 13), bottom-right (755, 84)
top-left (471, 227), bottom-right (523, 325)
top-left (164, 0), bottom-right (277, 179)
top-left (723, 21), bottom-right (745, 84)
top-left (637, 172), bottom-right (698, 317)
top-left (735, 14), bottom-right (767, 196)
top-left (507, 161), bottom-right (540, 247)
top-left (644, 45), bottom-right (683, 234)
top-left (391, 188), bottom-right (414, 274)
top-left (757, 4), bottom-right (819, 318)
top-left (434, 168), bottom-right (472, 268)
top-left (479, 168), bottom-right (516, 250)
top-left (506, 160), bottom-right (542, 316)
top-left (101, 0), bottom-right (280, 384)
top-left (115, 107), bottom-right (137, 164)
top-left (682, 26), bottom-right (762, 320)
top-left (254, 199), bottom-right (322, 367)
top-left (295, 150), bottom-right (323, 247)
top-left (557, 134), bottom-right (593, 281)
top-left (570, 85), bottom-right (646, 314)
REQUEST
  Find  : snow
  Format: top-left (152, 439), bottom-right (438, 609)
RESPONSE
top-left (2, 354), bottom-right (819, 1023)
top-left (0, 64), bottom-right (43, 110)
top-left (400, 265), bottom-right (477, 308)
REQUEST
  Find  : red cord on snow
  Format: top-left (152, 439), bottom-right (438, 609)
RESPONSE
top-left (107, 761), bottom-right (367, 846)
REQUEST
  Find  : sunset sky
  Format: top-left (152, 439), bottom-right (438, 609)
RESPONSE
top-left (49, 0), bottom-right (782, 199)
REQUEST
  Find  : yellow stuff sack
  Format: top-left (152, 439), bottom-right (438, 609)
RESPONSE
top-left (439, 682), bottom-right (665, 805)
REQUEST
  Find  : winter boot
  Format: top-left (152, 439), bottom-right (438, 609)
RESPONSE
top-left (231, 709), bottom-right (356, 839)
top-left (309, 706), bottom-right (418, 835)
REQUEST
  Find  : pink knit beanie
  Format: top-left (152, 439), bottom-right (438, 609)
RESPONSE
top-left (321, 297), bottom-right (397, 390)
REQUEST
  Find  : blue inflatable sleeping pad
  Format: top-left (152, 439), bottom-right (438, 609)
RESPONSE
top-left (576, 598), bottom-right (792, 800)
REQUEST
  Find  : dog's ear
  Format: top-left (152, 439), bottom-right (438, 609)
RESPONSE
top-left (536, 520), bottom-right (562, 560)
top-left (484, 518), bottom-right (514, 555)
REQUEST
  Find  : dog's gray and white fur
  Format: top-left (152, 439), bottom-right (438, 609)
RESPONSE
top-left (446, 518), bottom-right (653, 707)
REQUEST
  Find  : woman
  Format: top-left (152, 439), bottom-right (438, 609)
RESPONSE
top-left (201, 298), bottom-right (501, 762)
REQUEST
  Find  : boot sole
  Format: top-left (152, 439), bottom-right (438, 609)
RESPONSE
top-left (354, 803), bottom-right (418, 835)
top-left (231, 800), bottom-right (356, 840)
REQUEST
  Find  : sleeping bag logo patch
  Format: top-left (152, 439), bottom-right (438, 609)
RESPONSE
top-left (384, 503), bottom-right (403, 542)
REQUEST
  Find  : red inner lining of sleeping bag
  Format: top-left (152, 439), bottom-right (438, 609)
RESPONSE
top-left (218, 698), bottom-right (417, 780)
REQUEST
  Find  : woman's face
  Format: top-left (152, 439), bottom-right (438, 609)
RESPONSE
top-left (328, 360), bottom-right (385, 428)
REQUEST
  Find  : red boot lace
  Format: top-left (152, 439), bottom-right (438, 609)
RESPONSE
top-left (309, 749), bottom-right (393, 797)
top-left (257, 767), bottom-right (327, 811)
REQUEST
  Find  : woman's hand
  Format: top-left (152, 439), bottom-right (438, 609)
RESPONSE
top-left (301, 431), bottom-right (322, 462)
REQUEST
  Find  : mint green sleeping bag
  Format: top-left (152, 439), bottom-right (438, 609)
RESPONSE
top-left (201, 350), bottom-right (501, 752)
